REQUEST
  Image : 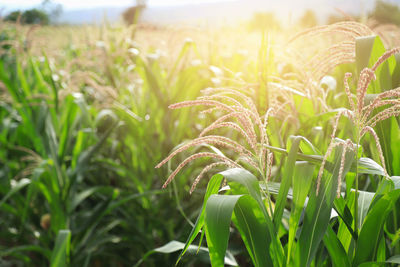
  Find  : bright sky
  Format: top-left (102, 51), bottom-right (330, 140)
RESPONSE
top-left (1, 0), bottom-right (229, 10)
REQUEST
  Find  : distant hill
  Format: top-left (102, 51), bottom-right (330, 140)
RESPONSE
top-left (56, 0), bottom-right (380, 25)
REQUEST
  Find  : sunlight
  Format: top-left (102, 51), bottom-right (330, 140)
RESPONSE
top-left (1, 0), bottom-right (400, 266)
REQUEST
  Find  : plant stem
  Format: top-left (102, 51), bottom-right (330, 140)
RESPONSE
top-left (354, 130), bottom-right (360, 238)
top-left (172, 178), bottom-right (195, 228)
top-left (260, 156), bottom-right (274, 217)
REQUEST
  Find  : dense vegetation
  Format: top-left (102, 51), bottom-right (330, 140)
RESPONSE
top-left (4, 9), bottom-right (50, 25)
top-left (1, 7), bottom-right (400, 267)
top-left (0, 22), bottom-right (210, 266)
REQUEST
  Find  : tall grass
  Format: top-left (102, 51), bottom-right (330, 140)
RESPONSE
top-left (0, 22), bottom-right (216, 266)
top-left (157, 22), bottom-right (400, 266)
top-left (1, 19), bottom-right (400, 267)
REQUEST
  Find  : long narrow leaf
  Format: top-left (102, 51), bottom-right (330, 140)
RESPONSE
top-left (50, 230), bottom-right (71, 267)
top-left (204, 194), bottom-right (242, 266)
top-left (176, 174), bottom-right (224, 264)
top-left (295, 145), bottom-right (355, 266)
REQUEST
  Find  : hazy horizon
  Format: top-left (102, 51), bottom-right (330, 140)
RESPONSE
top-left (2, 0), bottom-right (400, 26)
top-left (1, 0), bottom-right (237, 11)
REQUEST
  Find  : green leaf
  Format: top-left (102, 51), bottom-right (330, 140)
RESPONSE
top-left (69, 186), bottom-right (111, 213)
top-left (73, 119), bottom-right (118, 179)
top-left (232, 195), bottom-right (273, 266)
top-left (50, 230), bottom-right (71, 267)
top-left (356, 255), bottom-right (400, 267)
top-left (264, 145), bottom-right (386, 176)
top-left (176, 174), bottom-right (224, 264)
top-left (295, 144), bottom-right (355, 266)
top-left (323, 225), bottom-right (351, 267)
top-left (0, 178), bottom-right (30, 208)
top-left (391, 53), bottom-right (400, 87)
top-left (220, 168), bottom-right (284, 266)
top-left (287, 161), bottom-right (315, 265)
top-left (137, 56), bottom-right (168, 108)
top-left (333, 195), bottom-right (357, 242)
top-left (205, 194), bottom-right (242, 266)
top-left (356, 36), bottom-right (376, 75)
top-left (386, 255), bottom-right (400, 264)
top-left (356, 35), bottom-right (388, 79)
top-left (136, 240), bottom-right (237, 267)
top-left (353, 189), bottom-right (400, 265)
top-left (274, 136), bottom-right (302, 228)
top-left (357, 262), bottom-right (385, 267)
top-left (390, 176), bottom-right (400, 189)
top-left (0, 245), bottom-right (51, 259)
top-left (356, 190), bottom-right (375, 229)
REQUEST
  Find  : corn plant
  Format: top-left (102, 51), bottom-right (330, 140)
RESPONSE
top-left (0, 22), bottom-right (222, 266)
top-left (2, 18), bottom-right (400, 267)
top-left (156, 24), bottom-right (400, 266)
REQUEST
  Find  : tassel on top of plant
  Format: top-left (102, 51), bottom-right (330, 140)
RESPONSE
top-left (316, 47), bottom-right (400, 197)
top-left (156, 87), bottom-right (275, 192)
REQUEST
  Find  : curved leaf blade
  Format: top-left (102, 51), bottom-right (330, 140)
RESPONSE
top-left (176, 174), bottom-right (224, 264)
top-left (50, 230), bottom-right (71, 267)
top-left (204, 194), bottom-right (242, 266)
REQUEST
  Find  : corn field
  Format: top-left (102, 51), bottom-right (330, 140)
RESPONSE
top-left (1, 17), bottom-right (400, 267)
